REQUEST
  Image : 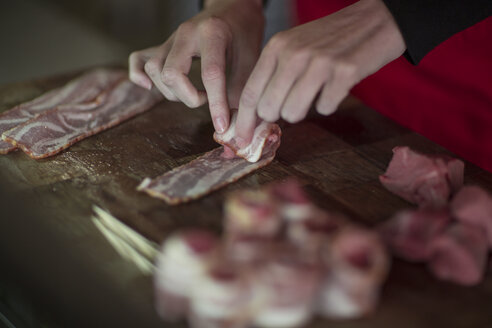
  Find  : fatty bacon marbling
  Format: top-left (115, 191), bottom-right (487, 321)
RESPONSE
top-left (0, 68), bottom-right (126, 154)
top-left (2, 79), bottom-right (162, 159)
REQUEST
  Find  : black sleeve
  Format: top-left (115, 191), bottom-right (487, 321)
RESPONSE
top-left (381, 0), bottom-right (492, 64)
top-left (198, 0), bottom-right (268, 10)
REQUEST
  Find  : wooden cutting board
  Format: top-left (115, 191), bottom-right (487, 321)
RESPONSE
top-left (0, 69), bottom-right (491, 328)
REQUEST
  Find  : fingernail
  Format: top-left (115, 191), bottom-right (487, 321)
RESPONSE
top-left (215, 117), bottom-right (226, 133)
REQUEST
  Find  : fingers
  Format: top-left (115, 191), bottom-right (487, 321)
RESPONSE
top-left (200, 28), bottom-right (229, 133)
top-left (281, 59), bottom-right (330, 123)
top-left (236, 47), bottom-right (277, 145)
top-left (256, 56), bottom-right (307, 122)
top-left (129, 47), bottom-right (156, 90)
top-left (142, 42), bottom-right (179, 101)
top-left (316, 62), bottom-right (355, 116)
top-left (161, 26), bottom-right (207, 108)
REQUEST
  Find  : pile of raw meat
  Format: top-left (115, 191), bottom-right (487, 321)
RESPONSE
top-left (0, 69), bottom-right (162, 159)
top-left (380, 146), bottom-right (492, 285)
top-left (154, 179), bottom-right (390, 328)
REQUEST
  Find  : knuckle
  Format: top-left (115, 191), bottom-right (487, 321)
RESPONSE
top-left (199, 16), bottom-right (230, 40)
top-left (239, 87), bottom-right (258, 108)
top-left (312, 53), bottom-right (334, 69)
top-left (144, 59), bottom-right (159, 76)
top-left (209, 100), bottom-right (227, 114)
top-left (161, 67), bottom-right (180, 86)
top-left (336, 61), bottom-right (358, 84)
top-left (202, 64), bottom-right (223, 82)
top-left (267, 32), bottom-right (287, 52)
top-left (176, 21), bottom-right (195, 36)
top-left (188, 99), bottom-right (201, 108)
top-left (128, 51), bottom-right (140, 64)
top-left (283, 48), bottom-right (310, 68)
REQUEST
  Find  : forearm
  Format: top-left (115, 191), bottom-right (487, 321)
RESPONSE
top-left (382, 0), bottom-right (492, 63)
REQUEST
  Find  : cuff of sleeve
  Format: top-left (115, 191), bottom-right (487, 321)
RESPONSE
top-left (381, 0), bottom-right (492, 64)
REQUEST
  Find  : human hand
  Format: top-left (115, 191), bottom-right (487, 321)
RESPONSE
top-left (235, 0), bottom-right (406, 146)
top-left (129, 0), bottom-right (265, 134)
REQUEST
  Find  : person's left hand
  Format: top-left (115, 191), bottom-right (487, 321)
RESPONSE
top-left (235, 0), bottom-right (406, 146)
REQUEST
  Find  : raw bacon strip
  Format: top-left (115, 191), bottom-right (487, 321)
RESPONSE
top-left (138, 137), bottom-right (280, 205)
top-left (0, 68), bottom-right (126, 154)
top-left (379, 209), bottom-right (450, 262)
top-left (428, 223), bottom-right (488, 286)
top-left (379, 146), bottom-right (464, 208)
top-left (214, 109), bottom-right (281, 163)
top-left (451, 186), bottom-right (492, 248)
top-left (3, 79), bottom-right (162, 159)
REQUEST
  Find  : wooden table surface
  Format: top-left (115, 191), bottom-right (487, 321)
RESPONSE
top-left (0, 69), bottom-right (491, 328)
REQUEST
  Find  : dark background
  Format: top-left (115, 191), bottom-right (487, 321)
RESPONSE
top-left (0, 0), bottom-right (293, 85)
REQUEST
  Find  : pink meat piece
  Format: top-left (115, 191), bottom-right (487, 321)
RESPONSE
top-left (428, 223), bottom-right (488, 286)
top-left (154, 229), bottom-right (219, 321)
top-left (379, 146), bottom-right (464, 208)
top-left (287, 209), bottom-right (347, 257)
top-left (318, 227), bottom-right (390, 319)
top-left (451, 185), bottom-right (492, 248)
top-left (138, 133), bottom-right (280, 205)
top-left (224, 233), bottom-right (273, 266)
top-left (267, 178), bottom-right (315, 221)
top-left (214, 109), bottom-right (281, 163)
top-left (253, 245), bottom-right (322, 328)
top-left (3, 79), bottom-right (162, 159)
top-left (0, 68), bottom-right (126, 154)
top-left (379, 208), bottom-right (451, 262)
top-left (224, 189), bottom-right (282, 238)
top-left (188, 260), bottom-right (253, 328)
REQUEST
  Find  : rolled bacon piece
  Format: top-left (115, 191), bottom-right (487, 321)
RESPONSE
top-left (0, 68), bottom-right (126, 154)
top-left (379, 146), bottom-right (464, 208)
top-left (188, 261), bottom-right (253, 328)
top-left (214, 109), bottom-right (281, 163)
top-left (253, 245), bottom-right (321, 328)
top-left (154, 230), bottom-right (219, 321)
top-left (266, 179), bottom-right (314, 222)
top-left (138, 134), bottom-right (280, 205)
top-left (379, 208), bottom-right (451, 262)
top-left (428, 223), bottom-right (488, 286)
top-left (224, 189), bottom-right (281, 238)
top-left (224, 233), bottom-right (273, 267)
top-left (3, 79), bottom-right (162, 159)
top-left (287, 209), bottom-right (346, 258)
top-left (451, 186), bottom-right (492, 248)
top-left (318, 227), bottom-right (390, 319)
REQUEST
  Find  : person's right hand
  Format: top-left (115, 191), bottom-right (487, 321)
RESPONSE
top-left (129, 0), bottom-right (265, 134)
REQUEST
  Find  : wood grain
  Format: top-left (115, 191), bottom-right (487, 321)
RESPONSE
top-left (0, 70), bottom-right (491, 328)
